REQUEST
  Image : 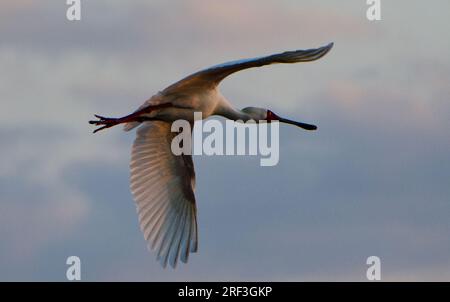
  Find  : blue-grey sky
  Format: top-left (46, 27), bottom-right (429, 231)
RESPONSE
top-left (1, 0), bottom-right (449, 281)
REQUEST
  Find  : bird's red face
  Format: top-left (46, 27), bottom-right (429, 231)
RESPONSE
top-left (266, 110), bottom-right (317, 131)
top-left (266, 110), bottom-right (279, 122)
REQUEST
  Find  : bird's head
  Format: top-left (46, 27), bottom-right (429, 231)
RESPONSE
top-left (241, 107), bottom-right (317, 131)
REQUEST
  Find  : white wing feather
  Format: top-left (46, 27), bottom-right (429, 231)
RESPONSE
top-left (130, 121), bottom-right (198, 268)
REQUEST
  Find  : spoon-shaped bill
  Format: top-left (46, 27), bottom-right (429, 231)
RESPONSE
top-left (277, 117), bottom-right (317, 130)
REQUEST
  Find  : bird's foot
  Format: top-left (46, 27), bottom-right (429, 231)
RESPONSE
top-left (89, 115), bottom-right (123, 133)
top-left (89, 103), bottom-right (173, 133)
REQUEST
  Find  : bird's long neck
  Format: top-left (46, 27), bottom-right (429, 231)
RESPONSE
top-left (214, 94), bottom-right (252, 121)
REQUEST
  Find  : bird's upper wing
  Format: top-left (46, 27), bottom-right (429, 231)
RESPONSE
top-left (130, 121), bottom-right (198, 268)
top-left (163, 42), bottom-right (333, 93)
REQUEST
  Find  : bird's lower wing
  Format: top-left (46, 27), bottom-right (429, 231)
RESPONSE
top-left (163, 42), bottom-right (333, 93)
top-left (130, 121), bottom-right (198, 268)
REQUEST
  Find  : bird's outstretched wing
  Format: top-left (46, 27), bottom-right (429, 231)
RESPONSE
top-left (130, 121), bottom-right (198, 268)
top-left (163, 42), bottom-right (333, 93)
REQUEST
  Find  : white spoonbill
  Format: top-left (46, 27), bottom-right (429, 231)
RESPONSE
top-left (89, 42), bottom-right (333, 268)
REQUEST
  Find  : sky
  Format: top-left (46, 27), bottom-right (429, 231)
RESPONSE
top-left (0, 0), bottom-right (449, 281)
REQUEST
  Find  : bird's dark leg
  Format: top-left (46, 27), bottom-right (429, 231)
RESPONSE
top-left (89, 103), bottom-right (172, 133)
top-left (88, 115), bottom-right (123, 133)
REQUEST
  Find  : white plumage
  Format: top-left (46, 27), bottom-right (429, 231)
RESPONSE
top-left (130, 122), bottom-right (197, 268)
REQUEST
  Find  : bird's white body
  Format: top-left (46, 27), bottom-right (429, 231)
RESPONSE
top-left (145, 89), bottom-right (228, 122)
top-left (124, 83), bottom-right (250, 132)
top-left (90, 42), bottom-right (334, 268)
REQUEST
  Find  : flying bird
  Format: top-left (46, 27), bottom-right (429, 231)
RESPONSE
top-left (89, 42), bottom-right (334, 268)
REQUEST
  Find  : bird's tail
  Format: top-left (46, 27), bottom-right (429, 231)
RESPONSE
top-left (123, 121), bottom-right (141, 132)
